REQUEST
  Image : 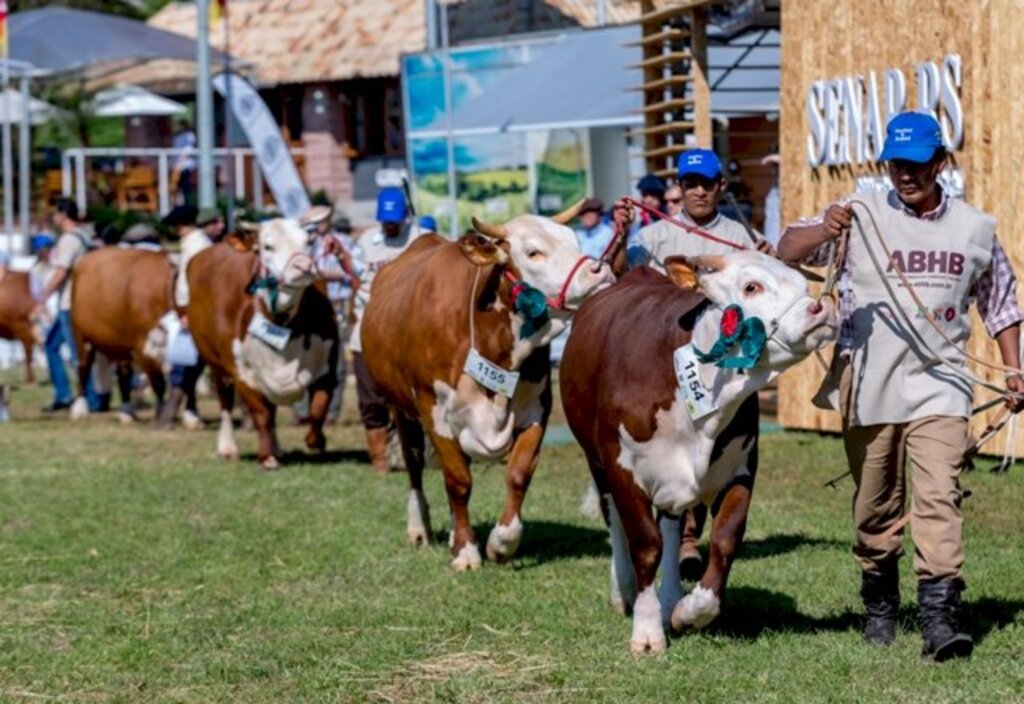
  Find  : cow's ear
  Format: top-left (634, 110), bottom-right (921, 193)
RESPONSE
top-left (458, 232), bottom-right (509, 267)
top-left (664, 256), bottom-right (700, 291)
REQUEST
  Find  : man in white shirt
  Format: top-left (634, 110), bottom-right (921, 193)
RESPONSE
top-left (350, 187), bottom-right (423, 472)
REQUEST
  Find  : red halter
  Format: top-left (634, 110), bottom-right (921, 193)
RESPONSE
top-left (502, 254), bottom-right (594, 311)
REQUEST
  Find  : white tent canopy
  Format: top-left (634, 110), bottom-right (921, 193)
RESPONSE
top-left (0, 87), bottom-right (59, 125)
top-left (92, 84), bottom-right (187, 118)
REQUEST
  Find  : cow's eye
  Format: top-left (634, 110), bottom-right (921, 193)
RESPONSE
top-left (527, 249), bottom-right (543, 259)
top-left (743, 281), bottom-right (763, 296)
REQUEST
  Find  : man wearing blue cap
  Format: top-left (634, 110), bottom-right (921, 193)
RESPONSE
top-left (350, 186), bottom-right (423, 472)
top-left (779, 111), bottom-right (1024, 661)
top-left (628, 148), bottom-right (773, 271)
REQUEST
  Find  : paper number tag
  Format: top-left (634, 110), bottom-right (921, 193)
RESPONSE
top-left (673, 344), bottom-right (719, 420)
top-left (464, 348), bottom-right (520, 398)
top-left (248, 311), bottom-right (291, 351)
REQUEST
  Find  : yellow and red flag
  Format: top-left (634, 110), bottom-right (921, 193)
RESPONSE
top-left (0, 1), bottom-right (9, 58)
top-left (209, 0), bottom-right (228, 24)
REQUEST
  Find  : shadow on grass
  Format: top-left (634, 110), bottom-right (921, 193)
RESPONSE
top-left (241, 449), bottom-right (374, 466)
top-left (707, 587), bottom-right (1024, 643)
top-left (739, 533), bottom-right (847, 560)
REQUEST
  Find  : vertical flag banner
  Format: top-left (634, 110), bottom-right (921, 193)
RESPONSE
top-left (209, 0), bottom-right (227, 24)
top-left (0, 1), bottom-right (9, 58)
top-left (212, 71), bottom-right (310, 219)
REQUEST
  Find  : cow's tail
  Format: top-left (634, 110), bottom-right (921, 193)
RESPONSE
top-left (578, 481), bottom-right (603, 522)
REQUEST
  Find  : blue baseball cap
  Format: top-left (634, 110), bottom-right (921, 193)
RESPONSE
top-left (376, 187), bottom-right (408, 224)
top-left (678, 149), bottom-right (723, 180)
top-left (880, 111), bottom-right (944, 163)
top-left (418, 215), bottom-right (437, 232)
top-left (31, 233), bottom-right (55, 251)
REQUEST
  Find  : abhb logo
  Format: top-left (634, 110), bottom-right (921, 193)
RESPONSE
top-left (887, 249), bottom-right (964, 275)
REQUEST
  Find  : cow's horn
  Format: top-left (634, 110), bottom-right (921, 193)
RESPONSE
top-left (550, 197), bottom-right (587, 225)
top-left (692, 254), bottom-right (727, 272)
top-left (238, 220), bottom-right (260, 234)
top-left (472, 216), bottom-right (508, 240)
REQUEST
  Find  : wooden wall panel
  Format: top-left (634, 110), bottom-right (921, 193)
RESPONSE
top-left (778, 0), bottom-right (1024, 456)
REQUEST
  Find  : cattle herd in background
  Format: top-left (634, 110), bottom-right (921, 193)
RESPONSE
top-left (0, 201), bottom-right (838, 652)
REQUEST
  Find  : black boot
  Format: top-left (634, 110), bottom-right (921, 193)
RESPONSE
top-left (918, 578), bottom-right (973, 662)
top-left (861, 564), bottom-right (900, 646)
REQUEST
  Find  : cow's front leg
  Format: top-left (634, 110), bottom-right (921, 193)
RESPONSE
top-left (608, 466), bottom-right (665, 653)
top-left (671, 475), bottom-right (752, 632)
top-left (237, 382), bottom-right (278, 470)
top-left (304, 382), bottom-right (331, 454)
top-left (486, 423), bottom-right (543, 563)
top-left (397, 411), bottom-right (431, 546)
top-left (429, 432), bottom-right (480, 571)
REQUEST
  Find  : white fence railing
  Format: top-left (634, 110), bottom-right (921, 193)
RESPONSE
top-left (61, 146), bottom-right (308, 216)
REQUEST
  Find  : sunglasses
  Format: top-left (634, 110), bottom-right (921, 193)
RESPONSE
top-left (681, 176), bottom-right (720, 191)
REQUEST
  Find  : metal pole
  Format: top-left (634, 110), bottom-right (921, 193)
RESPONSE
top-left (440, 1), bottom-right (457, 238)
top-left (18, 73), bottom-right (29, 240)
top-left (425, 0), bottom-right (438, 50)
top-left (196, 0), bottom-right (216, 209)
top-left (74, 151), bottom-right (86, 214)
top-left (222, 6), bottom-right (235, 230)
top-left (157, 150), bottom-right (169, 214)
top-left (2, 60), bottom-right (13, 256)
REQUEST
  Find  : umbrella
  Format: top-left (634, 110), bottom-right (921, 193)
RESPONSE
top-left (92, 85), bottom-right (187, 118)
top-left (0, 88), bottom-right (60, 126)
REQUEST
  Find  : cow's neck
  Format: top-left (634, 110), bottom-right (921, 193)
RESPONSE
top-left (688, 305), bottom-right (776, 438)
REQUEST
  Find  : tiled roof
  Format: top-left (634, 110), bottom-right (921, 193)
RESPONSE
top-left (145, 0), bottom-right (662, 87)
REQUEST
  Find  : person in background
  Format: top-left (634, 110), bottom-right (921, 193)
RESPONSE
top-left (35, 199), bottom-right (98, 413)
top-left (350, 187), bottom-right (423, 473)
top-left (120, 223), bottom-right (163, 252)
top-left (664, 182), bottom-right (684, 218)
top-left (626, 174), bottom-right (668, 267)
top-left (28, 234), bottom-right (55, 302)
top-left (197, 208), bottom-right (227, 243)
top-left (156, 205), bottom-right (209, 430)
top-left (418, 215), bottom-right (438, 233)
top-left (573, 198), bottom-right (614, 260)
top-left (778, 111), bottom-right (1024, 661)
top-left (294, 206), bottom-right (359, 425)
top-left (171, 120), bottom-right (197, 205)
top-left (761, 153), bottom-right (782, 247)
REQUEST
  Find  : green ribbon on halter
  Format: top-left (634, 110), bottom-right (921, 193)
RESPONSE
top-left (509, 280), bottom-right (550, 340)
top-left (694, 304), bottom-right (767, 370)
top-left (248, 275), bottom-right (280, 316)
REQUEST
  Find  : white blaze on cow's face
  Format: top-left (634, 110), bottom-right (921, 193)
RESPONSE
top-left (257, 218), bottom-right (315, 311)
top-left (695, 251), bottom-right (837, 366)
top-left (503, 214), bottom-right (614, 312)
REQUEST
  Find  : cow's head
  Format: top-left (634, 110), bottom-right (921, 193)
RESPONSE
top-left (462, 199), bottom-right (615, 315)
top-left (241, 210), bottom-right (328, 313)
top-left (666, 251), bottom-right (837, 369)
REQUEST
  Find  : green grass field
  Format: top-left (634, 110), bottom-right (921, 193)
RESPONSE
top-left (1, 373), bottom-right (1022, 703)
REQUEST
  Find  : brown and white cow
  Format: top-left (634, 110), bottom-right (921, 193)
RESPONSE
top-left (0, 271), bottom-right (39, 384)
top-left (361, 202), bottom-right (615, 571)
top-left (186, 215), bottom-right (338, 469)
top-left (69, 247), bottom-right (174, 420)
top-left (560, 251), bottom-right (837, 652)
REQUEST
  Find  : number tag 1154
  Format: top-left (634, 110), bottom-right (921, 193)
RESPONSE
top-left (464, 348), bottom-right (520, 398)
top-left (673, 343), bottom-right (719, 420)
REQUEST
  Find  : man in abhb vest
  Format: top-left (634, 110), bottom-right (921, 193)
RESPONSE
top-left (779, 111), bottom-right (1024, 661)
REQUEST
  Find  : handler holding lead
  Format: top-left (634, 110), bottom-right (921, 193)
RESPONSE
top-left (779, 111), bottom-right (1024, 661)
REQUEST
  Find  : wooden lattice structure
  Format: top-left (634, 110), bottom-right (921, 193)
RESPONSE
top-left (626, 0), bottom-right (713, 178)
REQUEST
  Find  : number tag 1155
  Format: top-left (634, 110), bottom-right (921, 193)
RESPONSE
top-left (464, 348), bottom-right (520, 398)
top-left (673, 343), bottom-right (719, 420)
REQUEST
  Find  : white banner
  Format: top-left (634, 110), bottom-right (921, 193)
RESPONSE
top-left (212, 72), bottom-right (310, 219)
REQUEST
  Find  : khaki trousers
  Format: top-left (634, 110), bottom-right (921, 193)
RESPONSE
top-left (840, 362), bottom-right (968, 580)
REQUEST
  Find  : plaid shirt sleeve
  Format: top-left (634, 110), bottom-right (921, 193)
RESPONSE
top-left (973, 236), bottom-right (1024, 337)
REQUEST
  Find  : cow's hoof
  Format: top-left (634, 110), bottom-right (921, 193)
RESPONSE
top-left (117, 411), bottom-right (136, 425)
top-left (406, 491), bottom-right (431, 547)
top-left (630, 633), bottom-right (667, 654)
top-left (260, 456), bottom-right (280, 471)
top-left (182, 411), bottom-right (203, 431)
top-left (678, 546), bottom-right (705, 582)
top-left (450, 543), bottom-right (482, 572)
top-left (305, 431), bottom-right (326, 454)
top-left (670, 585), bottom-right (720, 632)
top-left (69, 397), bottom-right (89, 421)
top-left (485, 516), bottom-right (523, 563)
